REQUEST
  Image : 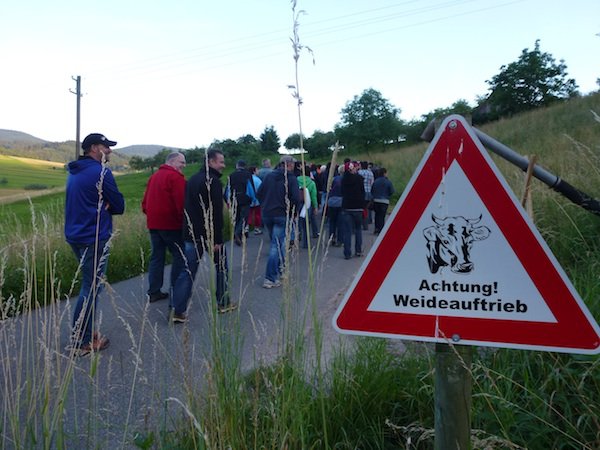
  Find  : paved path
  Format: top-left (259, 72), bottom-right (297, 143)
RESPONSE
top-left (1, 225), bottom-right (387, 448)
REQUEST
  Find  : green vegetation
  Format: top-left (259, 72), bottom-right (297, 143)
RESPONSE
top-left (0, 93), bottom-right (599, 449)
top-left (479, 39), bottom-right (579, 122)
top-left (0, 155), bottom-right (66, 192)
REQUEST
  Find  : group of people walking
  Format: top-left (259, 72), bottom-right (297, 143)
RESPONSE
top-left (63, 132), bottom-right (395, 356)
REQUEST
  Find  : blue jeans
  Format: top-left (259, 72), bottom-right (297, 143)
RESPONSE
top-left (147, 229), bottom-right (184, 295)
top-left (262, 215), bottom-right (288, 282)
top-left (70, 240), bottom-right (109, 347)
top-left (172, 241), bottom-right (229, 314)
top-left (341, 210), bottom-right (363, 258)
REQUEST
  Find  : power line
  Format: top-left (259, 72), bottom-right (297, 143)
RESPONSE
top-left (86, 0), bottom-right (523, 84)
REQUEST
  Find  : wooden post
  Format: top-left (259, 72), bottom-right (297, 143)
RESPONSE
top-left (521, 155), bottom-right (537, 220)
top-left (434, 342), bottom-right (473, 450)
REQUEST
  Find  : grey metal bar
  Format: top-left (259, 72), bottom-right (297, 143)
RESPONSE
top-left (473, 127), bottom-right (600, 216)
top-left (473, 128), bottom-right (560, 189)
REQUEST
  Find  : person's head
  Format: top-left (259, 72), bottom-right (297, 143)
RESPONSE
top-left (249, 165), bottom-right (258, 175)
top-left (345, 161), bottom-right (358, 174)
top-left (279, 155), bottom-right (296, 172)
top-left (206, 149), bottom-right (225, 173)
top-left (262, 158), bottom-right (271, 169)
top-left (166, 152), bottom-right (186, 173)
top-left (379, 167), bottom-right (387, 177)
top-left (360, 161), bottom-right (368, 170)
top-left (81, 133), bottom-right (117, 162)
top-left (236, 160), bottom-right (247, 170)
top-left (292, 161), bottom-right (303, 177)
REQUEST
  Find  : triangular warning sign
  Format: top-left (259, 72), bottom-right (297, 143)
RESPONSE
top-left (333, 115), bottom-right (600, 354)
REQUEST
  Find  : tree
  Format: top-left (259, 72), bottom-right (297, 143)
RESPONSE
top-left (129, 155), bottom-right (146, 171)
top-left (478, 40), bottom-right (578, 122)
top-left (237, 134), bottom-right (258, 146)
top-left (210, 138), bottom-right (243, 160)
top-left (403, 99), bottom-right (474, 144)
top-left (334, 88), bottom-right (403, 150)
top-left (284, 133), bottom-right (305, 150)
top-left (260, 126), bottom-right (281, 153)
top-left (182, 147), bottom-right (206, 164)
top-left (304, 130), bottom-right (336, 158)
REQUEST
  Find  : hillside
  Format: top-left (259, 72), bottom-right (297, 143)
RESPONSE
top-left (117, 144), bottom-right (183, 157)
top-left (0, 129), bottom-right (48, 146)
top-left (0, 129), bottom-right (181, 165)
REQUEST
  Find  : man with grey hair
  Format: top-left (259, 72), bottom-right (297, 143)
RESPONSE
top-left (142, 151), bottom-right (187, 303)
top-left (257, 158), bottom-right (273, 180)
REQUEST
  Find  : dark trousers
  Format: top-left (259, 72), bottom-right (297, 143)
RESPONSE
top-left (373, 202), bottom-right (389, 233)
top-left (147, 229), bottom-right (185, 295)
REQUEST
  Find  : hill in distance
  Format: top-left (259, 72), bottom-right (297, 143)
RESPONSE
top-left (0, 129), bottom-right (48, 146)
top-left (0, 129), bottom-right (181, 165)
top-left (116, 144), bottom-right (183, 158)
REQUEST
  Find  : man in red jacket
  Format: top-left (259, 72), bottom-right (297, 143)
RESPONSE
top-left (142, 152), bottom-right (187, 303)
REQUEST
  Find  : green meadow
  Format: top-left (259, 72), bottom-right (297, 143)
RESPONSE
top-left (0, 155), bottom-right (67, 192)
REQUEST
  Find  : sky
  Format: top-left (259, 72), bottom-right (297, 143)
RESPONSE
top-left (1, 0), bottom-right (599, 150)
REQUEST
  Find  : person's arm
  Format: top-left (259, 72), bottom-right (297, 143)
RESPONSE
top-left (211, 178), bottom-right (224, 245)
top-left (103, 170), bottom-right (125, 215)
top-left (388, 179), bottom-right (395, 197)
top-left (309, 182), bottom-right (318, 210)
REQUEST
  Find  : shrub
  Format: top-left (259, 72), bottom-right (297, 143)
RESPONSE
top-left (23, 183), bottom-right (49, 190)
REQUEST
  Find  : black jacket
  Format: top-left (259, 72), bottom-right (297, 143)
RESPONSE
top-left (183, 165), bottom-right (224, 246)
top-left (257, 167), bottom-right (301, 217)
top-left (227, 168), bottom-right (253, 206)
top-left (341, 172), bottom-right (366, 210)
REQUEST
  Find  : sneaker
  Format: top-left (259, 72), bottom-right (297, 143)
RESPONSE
top-left (234, 236), bottom-right (242, 246)
top-left (74, 335), bottom-right (110, 357)
top-left (344, 255), bottom-right (352, 260)
top-left (355, 252), bottom-right (363, 257)
top-left (262, 279), bottom-right (282, 289)
top-left (253, 228), bottom-right (263, 235)
top-left (148, 291), bottom-right (169, 303)
top-left (172, 312), bottom-right (188, 324)
top-left (218, 303), bottom-right (238, 314)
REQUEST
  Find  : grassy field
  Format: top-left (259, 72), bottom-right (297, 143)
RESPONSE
top-left (0, 154), bottom-right (67, 193)
top-left (1, 93), bottom-right (599, 449)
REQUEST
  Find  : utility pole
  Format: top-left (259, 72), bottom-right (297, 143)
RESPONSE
top-left (69, 76), bottom-right (82, 160)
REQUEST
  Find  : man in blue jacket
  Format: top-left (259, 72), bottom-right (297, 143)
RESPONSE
top-left (65, 133), bottom-right (125, 356)
top-left (256, 155), bottom-right (300, 288)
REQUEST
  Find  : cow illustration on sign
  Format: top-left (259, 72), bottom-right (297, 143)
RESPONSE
top-left (423, 215), bottom-right (491, 274)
